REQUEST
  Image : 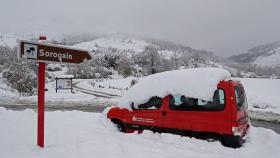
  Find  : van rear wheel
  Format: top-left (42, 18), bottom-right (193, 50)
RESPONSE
top-left (222, 135), bottom-right (242, 148)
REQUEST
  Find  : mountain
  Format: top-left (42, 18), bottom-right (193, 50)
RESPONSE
top-left (229, 41), bottom-right (280, 67)
top-left (0, 32), bottom-right (227, 65)
top-left (73, 34), bottom-right (226, 63)
top-left (0, 33), bottom-right (19, 47)
top-left (74, 35), bottom-right (148, 53)
top-left (1, 33), bottom-right (263, 78)
top-left (70, 34), bottom-right (238, 77)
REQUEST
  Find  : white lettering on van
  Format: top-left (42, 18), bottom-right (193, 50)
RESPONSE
top-left (132, 116), bottom-right (155, 123)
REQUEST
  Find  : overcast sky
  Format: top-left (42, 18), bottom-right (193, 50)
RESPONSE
top-left (1, 0), bottom-right (280, 57)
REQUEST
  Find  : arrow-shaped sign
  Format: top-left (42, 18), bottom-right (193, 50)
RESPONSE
top-left (19, 40), bottom-right (92, 64)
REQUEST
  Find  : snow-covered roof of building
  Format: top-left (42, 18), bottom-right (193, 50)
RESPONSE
top-left (118, 68), bottom-right (231, 109)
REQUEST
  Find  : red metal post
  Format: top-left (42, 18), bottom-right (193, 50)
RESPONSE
top-left (37, 62), bottom-right (45, 148)
top-left (37, 36), bottom-right (46, 148)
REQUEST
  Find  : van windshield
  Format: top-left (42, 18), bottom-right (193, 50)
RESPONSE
top-left (234, 86), bottom-right (247, 110)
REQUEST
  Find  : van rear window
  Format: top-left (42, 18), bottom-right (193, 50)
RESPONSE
top-left (197, 89), bottom-right (225, 111)
top-left (234, 86), bottom-right (247, 110)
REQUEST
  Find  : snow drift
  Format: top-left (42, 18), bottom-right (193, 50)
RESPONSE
top-left (0, 108), bottom-right (280, 158)
top-left (118, 68), bottom-right (231, 108)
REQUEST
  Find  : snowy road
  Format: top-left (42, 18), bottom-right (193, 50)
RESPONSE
top-left (251, 120), bottom-right (280, 134)
top-left (0, 103), bottom-right (106, 112)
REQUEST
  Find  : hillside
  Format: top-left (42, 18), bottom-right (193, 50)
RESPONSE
top-left (229, 41), bottom-right (280, 67)
top-left (73, 35), bottom-right (226, 66)
top-left (1, 33), bottom-right (269, 79)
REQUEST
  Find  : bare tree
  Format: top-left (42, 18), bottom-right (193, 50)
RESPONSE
top-left (142, 45), bottom-right (161, 74)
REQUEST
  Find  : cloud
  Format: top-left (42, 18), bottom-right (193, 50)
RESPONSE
top-left (1, 0), bottom-right (280, 56)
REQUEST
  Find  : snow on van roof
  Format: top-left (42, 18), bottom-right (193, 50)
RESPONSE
top-left (118, 68), bottom-right (231, 109)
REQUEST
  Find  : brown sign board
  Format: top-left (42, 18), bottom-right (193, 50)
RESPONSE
top-left (19, 40), bottom-right (92, 64)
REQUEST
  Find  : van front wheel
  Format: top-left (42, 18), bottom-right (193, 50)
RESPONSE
top-left (112, 120), bottom-right (126, 133)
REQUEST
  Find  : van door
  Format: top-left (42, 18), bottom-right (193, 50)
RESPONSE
top-left (130, 96), bottom-right (168, 129)
top-left (167, 94), bottom-right (197, 131)
top-left (167, 88), bottom-right (231, 134)
top-left (233, 85), bottom-right (249, 136)
top-left (190, 88), bottom-right (231, 134)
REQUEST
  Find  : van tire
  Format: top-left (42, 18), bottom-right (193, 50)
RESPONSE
top-left (222, 135), bottom-right (242, 148)
top-left (111, 119), bottom-right (126, 133)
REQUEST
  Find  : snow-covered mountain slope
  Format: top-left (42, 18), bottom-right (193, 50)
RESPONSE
top-left (0, 34), bottom-right (18, 47)
top-left (74, 35), bottom-right (149, 52)
top-left (73, 35), bottom-right (225, 63)
top-left (229, 41), bottom-right (280, 67)
top-left (0, 32), bottom-right (225, 65)
top-left (0, 33), bottom-right (67, 48)
top-left (253, 47), bottom-right (280, 67)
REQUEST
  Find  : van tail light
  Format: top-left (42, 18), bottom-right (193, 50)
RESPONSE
top-left (232, 126), bottom-right (242, 136)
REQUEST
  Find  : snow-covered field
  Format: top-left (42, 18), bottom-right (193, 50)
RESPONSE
top-left (25, 81), bottom-right (97, 102)
top-left (0, 78), bottom-right (100, 105)
top-left (237, 78), bottom-right (280, 122)
top-left (238, 78), bottom-right (280, 114)
top-left (75, 76), bottom-right (136, 96)
top-left (0, 107), bottom-right (280, 158)
top-left (0, 67), bottom-right (112, 108)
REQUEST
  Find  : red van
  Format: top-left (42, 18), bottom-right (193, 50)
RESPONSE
top-left (107, 80), bottom-right (250, 148)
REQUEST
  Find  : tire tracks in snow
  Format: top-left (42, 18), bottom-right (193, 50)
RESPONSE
top-left (72, 81), bottom-right (121, 98)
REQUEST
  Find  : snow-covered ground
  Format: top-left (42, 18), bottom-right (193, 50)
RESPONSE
top-left (238, 78), bottom-right (280, 121)
top-left (0, 107), bottom-right (280, 158)
top-left (75, 76), bottom-right (136, 96)
top-left (0, 71), bottom-right (110, 109)
top-left (47, 65), bottom-right (74, 79)
top-left (238, 78), bottom-right (280, 113)
top-left (24, 82), bottom-right (97, 103)
top-left (0, 77), bottom-right (98, 104)
top-left (0, 74), bottom-right (18, 98)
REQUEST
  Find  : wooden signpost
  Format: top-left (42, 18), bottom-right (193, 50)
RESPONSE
top-left (19, 40), bottom-right (91, 64)
top-left (18, 37), bottom-right (92, 148)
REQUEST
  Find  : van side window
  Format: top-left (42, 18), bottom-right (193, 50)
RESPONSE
top-left (169, 94), bottom-right (196, 111)
top-left (169, 89), bottom-right (225, 111)
top-left (235, 86), bottom-right (247, 110)
top-left (137, 96), bottom-right (163, 110)
top-left (197, 89), bottom-right (225, 111)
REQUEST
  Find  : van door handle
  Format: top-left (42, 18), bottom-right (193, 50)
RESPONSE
top-left (162, 111), bottom-right (167, 116)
